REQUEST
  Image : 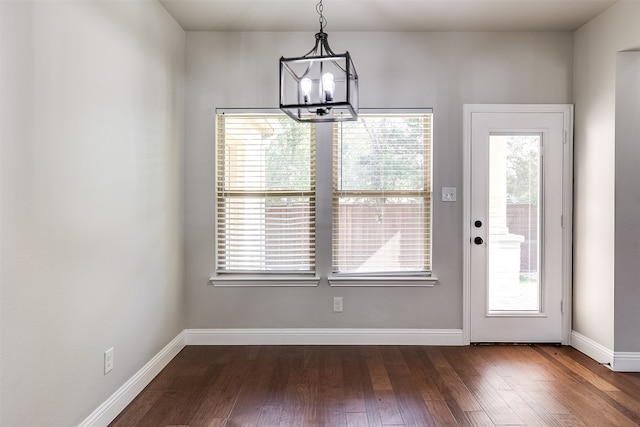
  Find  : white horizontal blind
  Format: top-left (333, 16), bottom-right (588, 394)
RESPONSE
top-left (216, 113), bottom-right (316, 273)
top-left (333, 113), bottom-right (432, 274)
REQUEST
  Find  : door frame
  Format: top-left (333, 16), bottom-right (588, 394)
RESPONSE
top-left (462, 104), bottom-right (573, 345)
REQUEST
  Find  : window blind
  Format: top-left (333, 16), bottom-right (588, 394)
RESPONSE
top-left (332, 114), bottom-right (432, 274)
top-left (216, 113), bottom-right (316, 273)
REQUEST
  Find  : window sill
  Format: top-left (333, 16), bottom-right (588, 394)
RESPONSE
top-left (328, 275), bottom-right (438, 287)
top-left (210, 275), bottom-right (320, 287)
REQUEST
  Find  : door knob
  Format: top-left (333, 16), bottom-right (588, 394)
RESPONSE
top-left (474, 236), bottom-right (484, 245)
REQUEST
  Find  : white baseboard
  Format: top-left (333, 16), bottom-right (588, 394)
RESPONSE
top-left (184, 328), bottom-right (465, 346)
top-left (78, 331), bottom-right (186, 427)
top-left (571, 330), bottom-right (614, 368)
top-left (570, 331), bottom-right (640, 372)
top-left (612, 351), bottom-right (640, 372)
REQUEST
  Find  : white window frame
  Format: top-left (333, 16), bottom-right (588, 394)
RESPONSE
top-left (210, 108), bottom-right (438, 287)
top-left (328, 109), bottom-right (437, 287)
top-left (211, 109), bottom-right (319, 287)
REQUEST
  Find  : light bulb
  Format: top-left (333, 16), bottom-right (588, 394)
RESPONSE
top-left (300, 78), bottom-right (312, 103)
top-left (322, 72), bottom-right (335, 102)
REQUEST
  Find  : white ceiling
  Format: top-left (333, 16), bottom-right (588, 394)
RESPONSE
top-left (159, 0), bottom-right (618, 32)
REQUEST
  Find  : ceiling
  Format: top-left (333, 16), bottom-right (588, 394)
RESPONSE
top-left (159, 0), bottom-right (618, 32)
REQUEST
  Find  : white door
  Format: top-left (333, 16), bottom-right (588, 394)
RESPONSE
top-left (464, 105), bottom-right (573, 343)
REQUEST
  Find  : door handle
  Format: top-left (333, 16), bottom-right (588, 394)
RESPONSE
top-left (474, 236), bottom-right (484, 245)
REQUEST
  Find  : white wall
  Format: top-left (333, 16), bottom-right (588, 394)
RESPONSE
top-left (573, 0), bottom-right (640, 353)
top-left (184, 31), bottom-right (573, 329)
top-left (0, 1), bottom-right (185, 425)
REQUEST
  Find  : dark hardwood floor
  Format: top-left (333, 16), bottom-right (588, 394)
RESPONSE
top-left (109, 344), bottom-right (640, 426)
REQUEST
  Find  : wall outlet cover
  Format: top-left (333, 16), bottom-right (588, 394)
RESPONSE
top-left (333, 297), bottom-right (343, 313)
top-left (104, 348), bottom-right (114, 375)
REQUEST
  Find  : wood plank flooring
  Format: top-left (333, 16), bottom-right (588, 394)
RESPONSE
top-left (109, 345), bottom-right (640, 426)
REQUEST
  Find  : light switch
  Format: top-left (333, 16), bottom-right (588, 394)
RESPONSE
top-left (442, 187), bottom-right (456, 202)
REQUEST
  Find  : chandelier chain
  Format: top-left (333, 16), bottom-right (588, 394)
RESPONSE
top-left (317, 0), bottom-right (327, 32)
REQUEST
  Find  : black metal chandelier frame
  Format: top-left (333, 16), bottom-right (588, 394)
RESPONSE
top-left (279, 0), bottom-right (359, 123)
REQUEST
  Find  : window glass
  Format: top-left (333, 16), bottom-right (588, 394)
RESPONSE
top-left (216, 114), bottom-right (316, 273)
top-left (333, 114), bottom-right (432, 274)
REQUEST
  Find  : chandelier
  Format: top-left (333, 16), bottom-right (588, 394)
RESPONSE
top-left (279, 0), bottom-right (359, 123)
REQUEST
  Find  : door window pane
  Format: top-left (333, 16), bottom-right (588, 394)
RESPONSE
top-left (488, 134), bottom-right (541, 312)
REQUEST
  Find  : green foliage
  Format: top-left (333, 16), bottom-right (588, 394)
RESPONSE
top-left (338, 116), bottom-right (425, 192)
top-left (506, 135), bottom-right (540, 205)
top-left (263, 117), bottom-right (312, 191)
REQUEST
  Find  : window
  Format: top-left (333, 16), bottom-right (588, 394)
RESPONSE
top-left (333, 113), bottom-right (432, 275)
top-left (216, 113), bottom-right (316, 274)
top-left (214, 110), bottom-right (433, 286)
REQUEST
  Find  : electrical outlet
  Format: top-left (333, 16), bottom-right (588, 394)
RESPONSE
top-left (333, 297), bottom-right (343, 313)
top-left (104, 348), bottom-right (114, 375)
